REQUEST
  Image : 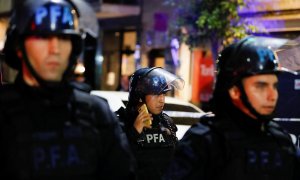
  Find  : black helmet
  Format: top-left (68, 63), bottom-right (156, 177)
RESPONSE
top-left (3, 0), bottom-right (82, 70)
top-left (216, 36), bottom-right (281, 91)
top-left (72, 0), bottom-right (99, 39)
top-left (213, 36), bottom-right (285, 120)
top-left (128, 67), bottom-right (184, 107)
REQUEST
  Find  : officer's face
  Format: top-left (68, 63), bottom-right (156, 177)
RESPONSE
top-left (21, 35), bottom-right (72, 83)
top-left (229, 74), bottom-right (278, 119)
top-left (145, 94), bottom-right (166, 115)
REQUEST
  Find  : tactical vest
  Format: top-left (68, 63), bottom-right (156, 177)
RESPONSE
top-left (117, 108), bottom-right (177, 180)
top-left (0, 84), bottom-right (104, 179)
top-left (136, 114), bottom-right (177, 149)
top-left (202, 117), bottom-right (297, 180)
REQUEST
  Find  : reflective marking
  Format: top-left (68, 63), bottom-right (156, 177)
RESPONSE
top-left (35, 7), bottom-right (48, 25)
top-left (146, 133), bottom-right (166, 143)
top-left (35, 5), bottom-right (74, 29)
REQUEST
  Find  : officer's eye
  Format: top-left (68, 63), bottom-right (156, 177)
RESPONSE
top-left (254, 82), bottom-right (267, 90)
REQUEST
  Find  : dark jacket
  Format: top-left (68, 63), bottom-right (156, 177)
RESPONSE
top-left (164, 104), bottom-right (300, 180)
top-left (117, 107), bottom-right (178, 180)
top-left (0, 76), bottom-right (135, 180)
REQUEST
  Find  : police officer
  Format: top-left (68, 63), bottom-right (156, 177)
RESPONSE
top-left (164, 36), bottom-right (300, 180)
top-left (0, 0), bottom-right (135, 179)
top-left (117, 67), bottom-right (184, 180)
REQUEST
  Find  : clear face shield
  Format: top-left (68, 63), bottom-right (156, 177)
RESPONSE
top-left (136, 67), bottom-right (185, 96)
top-left (134, 67), bottom-right (185, 116)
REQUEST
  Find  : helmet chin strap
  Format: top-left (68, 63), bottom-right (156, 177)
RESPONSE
top-left (237, 82), bottom-right (274, 122)
top-left (20, 40), bottom-right (72, 89)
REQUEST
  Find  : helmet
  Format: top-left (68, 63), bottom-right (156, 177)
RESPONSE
top-left (72, 0), bottom-right (99, 39)
top-left (72, 0), bottom-right (100, 88)
top-left (216, 36), bottom-right (281, 91)
top-left (3, 0), bottom-right (82, 70)
top-left (213, 36), bottom-right (284, 120)
top-left (128, 67), bottom-right (184, 107)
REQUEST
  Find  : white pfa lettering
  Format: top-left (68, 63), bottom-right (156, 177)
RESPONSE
top-left (159, 134), bottom-right (165, 142)
top-left (146, 133), bottom-right (166, 143)
top-left (146, 134), bottom-right (153, 143)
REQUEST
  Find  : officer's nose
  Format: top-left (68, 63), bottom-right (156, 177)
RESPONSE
top-left (268, 86), bottom-right (278, 102)
top-left (158, 94), bottom-right (165, 103)
top-left (48, 36), bottom-right (60, 54)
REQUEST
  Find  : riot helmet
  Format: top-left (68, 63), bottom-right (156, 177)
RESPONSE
top-left (216, 36), bottom-right (281, 90)
top-left (72, 0), bottom-right (99, 39)
top-left (213, 36), bottom-right (283, 120)
top-left (128, 67), bottom-right (184, 107)
top-left (3, 0), bottom-right (82, 84)
top-left (72, 0), bottom-right (100, 88)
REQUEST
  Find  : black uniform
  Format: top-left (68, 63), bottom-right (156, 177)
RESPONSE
top-left (120, 67), bottom-right (185, 179)
top-left (0, 76), bottom-right (135, 180)
top-left (118, 108), bottom-right (177, 180)
top-left (164, 105), bottom-right (300, 180)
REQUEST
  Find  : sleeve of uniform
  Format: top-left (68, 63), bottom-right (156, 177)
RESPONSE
top-left (163, 122), bottom-right (213, 180)
top-left (91, 95), bottom-right (136, 179)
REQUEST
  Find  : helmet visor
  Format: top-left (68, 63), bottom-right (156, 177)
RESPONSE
top-left (139, 67), bottom-right (185, 95)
